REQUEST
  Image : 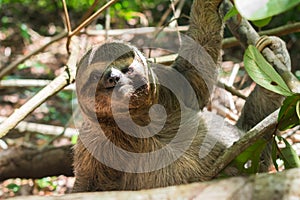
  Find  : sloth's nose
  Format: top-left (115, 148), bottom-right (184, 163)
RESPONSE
top-left (103, 68), bottom-right (122, 88)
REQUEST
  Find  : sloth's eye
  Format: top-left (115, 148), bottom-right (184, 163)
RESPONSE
top-left (121, 66), bottom-right (133, 74)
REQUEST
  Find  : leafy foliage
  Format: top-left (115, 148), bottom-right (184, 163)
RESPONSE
top-left (223, 6), bottom-right (239, 22)
top-left (36, 177), bottom-right (57, 190)
top-left (274, 136), bottom-right (300, 169)
top-left (244, 45), bottom-right (292, 96)
top-left (251, 17), bottom-right (273, 28)
top-left (234, 0), bottom-right (300, 21)
top-left (278, 94), bottom-right (300, 131)
top-left (239, 44), bottom-right (300, 174)
top-left (6, 183), bottom-right (20, 193)
top-left (226, 0), bottom-right (300, 27)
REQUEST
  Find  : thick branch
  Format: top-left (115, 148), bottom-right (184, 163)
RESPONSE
top-left (9, 168), bottom-right (300, 199)
top-left (208, 109), bottom-right (279, 178)
top-left (0, 145), bottom-right (73, 182)
top-left (222, 22), bottom-right (300, 48)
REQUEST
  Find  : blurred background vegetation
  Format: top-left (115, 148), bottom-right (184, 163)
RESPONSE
top-left (1, 0), bottom-right (299, 70)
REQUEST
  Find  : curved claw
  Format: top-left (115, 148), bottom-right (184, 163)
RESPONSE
top-left (255, 35), bottom-right (291, 71)
top-left (255, 35), bottom-right (272, 52)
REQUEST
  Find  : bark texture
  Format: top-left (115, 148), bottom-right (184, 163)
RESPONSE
top-left (10, 168), bottom-right (300, 200)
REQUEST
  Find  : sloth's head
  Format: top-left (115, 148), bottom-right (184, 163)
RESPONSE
top-left (76, 42), bottom-right (157, 122)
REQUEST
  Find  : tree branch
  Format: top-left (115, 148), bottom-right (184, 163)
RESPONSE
top-left (222, 22), bottom-right (300, 48)
top-left (207, 109), bottom-right (279, 178)
top-left (9, 168), bottom-right (300, 199)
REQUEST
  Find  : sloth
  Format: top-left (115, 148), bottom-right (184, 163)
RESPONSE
top-left (72, 0), bottom-right (290, 192)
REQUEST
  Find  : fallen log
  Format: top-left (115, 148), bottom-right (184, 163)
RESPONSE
top-left (0, 145), bottom-right (73, 182)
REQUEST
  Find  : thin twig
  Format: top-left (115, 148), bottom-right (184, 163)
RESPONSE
top-left (169, 0), bottom-right (182, 44)
top-left (68, 0), bottom-right (118, 38)
top-left (157, 0), bottom-right (180, 27)
top-left (154, 17), bottom-right (183, 40)
top-left (79, 0), bottom-right (101, 24)
top-left (169, 0), bottom-right (185, 28)
top-left (66, 0), bottom-right (118, 51)
top-left (217, 81), bottom-right (247, 100)
top-left (61, 0), bottom-right (72, 53)
top-left (62, 0), bottom-right (72, 33)
top-left (0, 79), bottom-right (75, 90)
top-left (226, 63), bottom-right (240, 113)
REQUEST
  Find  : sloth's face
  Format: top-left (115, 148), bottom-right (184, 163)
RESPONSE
top-left (76, 42), bottom-right (157, 122)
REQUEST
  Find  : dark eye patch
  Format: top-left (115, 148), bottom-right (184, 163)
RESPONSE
top-left (121, 67), bottom-right (129, 74)
top-left (121, 66), bottom-right (133, 74)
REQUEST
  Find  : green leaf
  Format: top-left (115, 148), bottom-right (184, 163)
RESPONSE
top-left (252, 17), bottom-right (272, 27)
top-left (71, 134), bottom-right (78, 144)
top-left (277, 136), bottom-right (300, 169)
top-left (278, 94), bottom-right (300, 131)
top-left (244, 45), bottom-right (293, 96)
top-left (17, 63), bottom-right (29, 70)
top-left (7, 183), bottom-right (20, 193)
top-left (272, 137), bottom-right (279, 171)
top-left (295, 70), bottom-right (300, 80)
top-left (223, 6), bottom-right (239, 21)
top-left (234, 0), bottom-right (300, 20)
top-left (20, 23), bottom-right (31, 42)
top-left (36, 177), bottom-right (57, 189)
top-left (233, 139), bottom-right (267, 174)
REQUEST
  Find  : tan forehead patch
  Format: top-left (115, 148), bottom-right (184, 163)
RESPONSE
top-left (111, 56), bottom-right (134, 69)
